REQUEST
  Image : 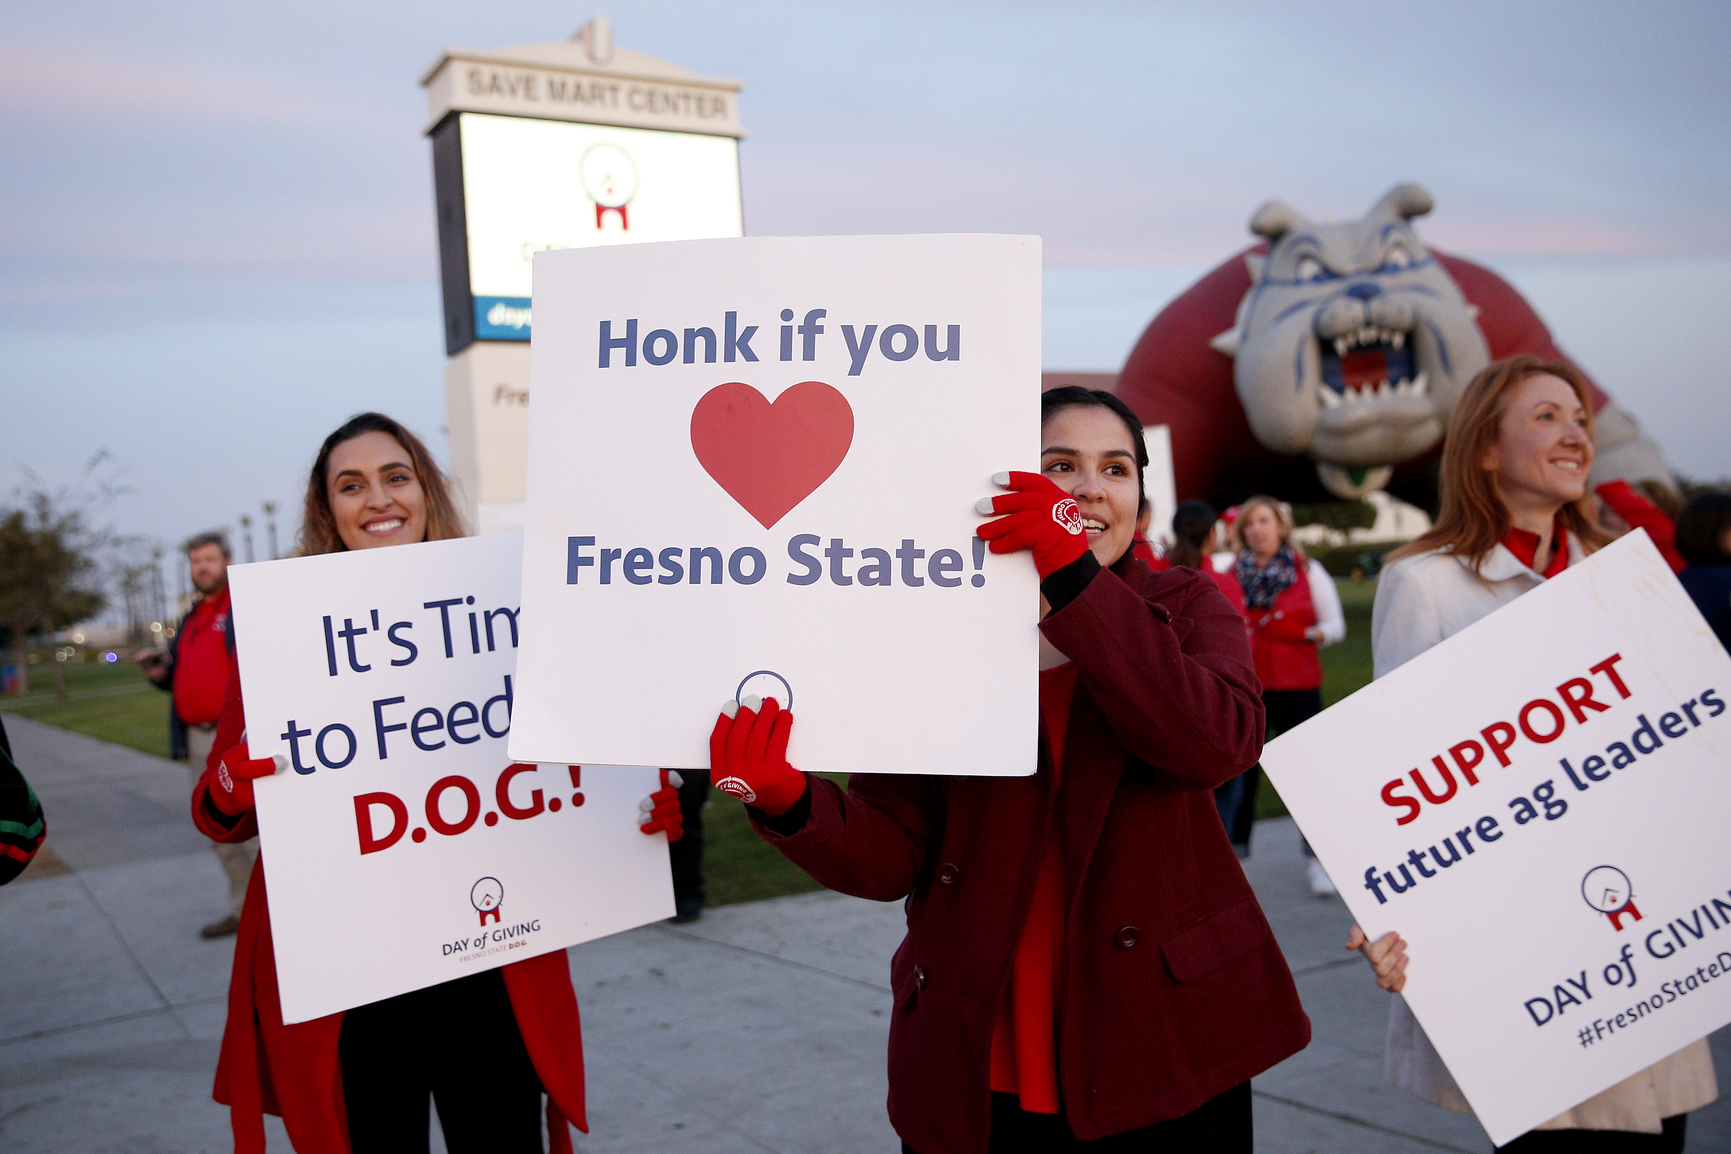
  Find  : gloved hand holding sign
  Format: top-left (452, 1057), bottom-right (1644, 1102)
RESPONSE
top-left (210, 744), bottom-right (289, 817)
top-left (974, 470), bottom-right (1088, 578)
top-left (708, 696), bottom-right (808, 817)
top-left (637, 769), bottom-right (686, 843)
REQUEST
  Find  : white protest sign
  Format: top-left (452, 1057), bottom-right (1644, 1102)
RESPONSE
top-left (1262, 531), bottom-right (1731, 1144)
top-left (228, 535), bottom-right (671, 1024)
top-left (509, 235), bottom-right (1042, 776)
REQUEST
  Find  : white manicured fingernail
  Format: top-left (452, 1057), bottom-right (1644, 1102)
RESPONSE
top-left (639, 796), bottom-right (655, 812)
top-left (974, 497), bottom-right (996, 515)
top-left (667, 771), bottom-right (684, 788)
top-left (722, 700), bottom-right (739, 718)
top-left (742, 695), bottom-right (762, 711)
top-left (991, 471), bottom-right (1010, 487)
top-left (272, 755), bottom-right (289, 774)
top-left (637, 811), bottom-right (651, 826)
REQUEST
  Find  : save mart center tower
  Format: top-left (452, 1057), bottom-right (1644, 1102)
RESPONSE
top-left (423, 17), bottom-right (746, 533)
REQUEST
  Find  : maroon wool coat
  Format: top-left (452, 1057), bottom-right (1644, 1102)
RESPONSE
top-left (753, 557), bottom-right (1311, 1154)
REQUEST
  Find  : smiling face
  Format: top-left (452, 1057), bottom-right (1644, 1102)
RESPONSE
top-left (1040, 405), bottom-right (1141, 566)
top-left (1485, 373), bottom-right (1593, 515)
top-left (326, 432), bottom-right (429, 551)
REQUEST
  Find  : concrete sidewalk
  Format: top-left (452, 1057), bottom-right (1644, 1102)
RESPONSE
top-left (2, 713), bottom-right (1728, 1153)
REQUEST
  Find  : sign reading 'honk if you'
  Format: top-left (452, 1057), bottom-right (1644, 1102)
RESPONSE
top-left (510, 235), bottom-right (1043, 777)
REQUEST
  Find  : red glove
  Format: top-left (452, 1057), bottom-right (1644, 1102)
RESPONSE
top-left (638, 769), bottom-right (685, 842)
top-left (709, 696), bottom-right (806, 816)
top-left (975, 470), bottom-right (1089, 578)
top-left (209, 744), bottom-right (286, 816)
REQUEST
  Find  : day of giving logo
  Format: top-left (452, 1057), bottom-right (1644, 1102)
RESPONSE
top-left (471, 876), bottom-right (504, 926)
top-left (1582, 865), bottom-right (1642, 931)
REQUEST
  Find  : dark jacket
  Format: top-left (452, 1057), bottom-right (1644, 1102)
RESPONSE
top-left (0, 716), bottom-right (46, 884)
top-left (1678, 563), bottom-right (1731, 651)
top-left (753, 556), bottom-right (1310, 1154)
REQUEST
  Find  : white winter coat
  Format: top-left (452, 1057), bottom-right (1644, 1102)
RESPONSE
top-left (1371, 537), bottom-right (1717, 1135)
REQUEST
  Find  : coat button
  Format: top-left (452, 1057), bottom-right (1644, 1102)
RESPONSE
top-left (914, 965), bottom-right (927, 989)
top-left (937, 863), bottom-right (960, 886)
top-left (1115, 926), bottom-right (1140, 951)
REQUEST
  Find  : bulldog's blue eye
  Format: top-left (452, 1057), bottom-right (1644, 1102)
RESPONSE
top-left (1381, 245), bottom-right (1413, 272)
top-left (1295, 256), bottom-right (1326, 282)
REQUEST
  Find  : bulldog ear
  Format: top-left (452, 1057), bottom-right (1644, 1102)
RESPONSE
top-left (1249, 200), bottom-right (1306, 240)
top-left (1373, 182), bottom-right (1433, 220)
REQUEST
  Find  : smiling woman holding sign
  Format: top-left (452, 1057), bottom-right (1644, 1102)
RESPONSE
top-left (708, 386), bottom-right (1310, 1153)
top-left (190, 413), bottom-right (684, 1154)
top-left (1350, 356), bottom-right (1718, 1150)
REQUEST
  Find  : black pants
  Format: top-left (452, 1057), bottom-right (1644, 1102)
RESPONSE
top-left (339, 969), bottom-right (544, 1153)
top-left (670, 768), bottom-right (710, 915)
top-left (1215, 688), bottom-right (1324, 851)
top-left (904, 1083), bottom-right (1251, 1153)
top-left (1496, 1115), bottom-right (1687, 1153)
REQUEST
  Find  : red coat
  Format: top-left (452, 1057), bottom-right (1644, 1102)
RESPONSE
top-left (1247, 562), bottom-right (1322, 691)
top-left (191, 669), bottom-right (589, 1153)
top-left (753, 558), bottom-right (1309, 1154)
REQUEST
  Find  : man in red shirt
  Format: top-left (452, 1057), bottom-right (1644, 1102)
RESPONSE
top-left (136, 531), bottom-right (253, 938)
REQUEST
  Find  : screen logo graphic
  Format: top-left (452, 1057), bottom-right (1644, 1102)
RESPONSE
top-left (580, 143), bottom-right (639, 230)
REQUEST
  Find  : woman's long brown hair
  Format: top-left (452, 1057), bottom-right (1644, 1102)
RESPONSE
top-left (296, 413), bottom-right (467, 557)
top-left (1388, 355), bottom-right (1612, 573)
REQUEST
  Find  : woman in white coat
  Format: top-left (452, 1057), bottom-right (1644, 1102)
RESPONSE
top-left (1349, 354), bottom-right (1717, 1151)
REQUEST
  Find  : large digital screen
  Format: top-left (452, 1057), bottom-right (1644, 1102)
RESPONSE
top-left (456, 112), bottom-right (742, 341)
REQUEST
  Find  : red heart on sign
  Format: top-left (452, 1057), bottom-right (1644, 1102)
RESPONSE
top-left (690, 381), bottom-right (855, 529)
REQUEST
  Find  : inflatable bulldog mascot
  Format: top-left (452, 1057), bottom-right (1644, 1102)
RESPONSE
top-left (1118, 183), bottom-right (1672, 506)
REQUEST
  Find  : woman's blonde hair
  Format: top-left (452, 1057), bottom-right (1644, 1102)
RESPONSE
top-left (1236, 495), bottom-right (1298, 555)
top-left (1389, 355), bottom-right (1611, 571)
top-left (297, 413), bottom-right (466, 557)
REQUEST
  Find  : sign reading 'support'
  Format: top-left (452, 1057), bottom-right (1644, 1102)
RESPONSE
top-left (1262, 532), bottom-right (1731, 1145)
top-left (229, 534), bottom-right (672, 1024)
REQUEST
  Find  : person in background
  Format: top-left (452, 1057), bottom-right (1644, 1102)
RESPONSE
top-left (136, 530), bottom-right (251, 938)
top-left (0, 716), bottom-right (45, 884)
top-left (191, 412), bottom-right (684, 1154)
top-left (1352, 354), bottom-right (1715, 1150)
top-left (1225, 497), bottom-right (1344, 890)
top-left (1673, 490), bottom-right (1731, 649)
top-left (1168, 498), bottom-right (1247, 620)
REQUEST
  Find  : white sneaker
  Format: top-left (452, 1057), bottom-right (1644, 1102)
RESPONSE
top-left (1307, 860), bottom-right (1337, 897)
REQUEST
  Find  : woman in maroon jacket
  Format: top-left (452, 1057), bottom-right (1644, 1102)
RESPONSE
top-left (192, 413), bottom-right (682, 1154)
top-left (706, 387), bottom-right (1310, 1154)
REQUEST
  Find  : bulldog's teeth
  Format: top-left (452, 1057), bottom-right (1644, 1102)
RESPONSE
top-left (1412, 371), bottom-right (1429, 397)
top-left (1320, 388), bottom-right (1342, 409)
top-left (1334, 337), bottom-right (1349, 358)
top-left (1391, 330), bottom-right (1405, 349)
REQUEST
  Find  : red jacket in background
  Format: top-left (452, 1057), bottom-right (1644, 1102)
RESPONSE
top-left (173, 588), bottom-right (233, 726)
top-left (190, 668), bottom-right (590, 1153)
top-left (1247, 562), bottom-right (1322, 691)
top-left (753, 559), bottom-right (1309, 1154)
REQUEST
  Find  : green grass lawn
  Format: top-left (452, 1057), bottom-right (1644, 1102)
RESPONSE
top-left (5, 581), bottom-right (1380, 907)
top-left (1, 658), bottom-right (171, 758)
